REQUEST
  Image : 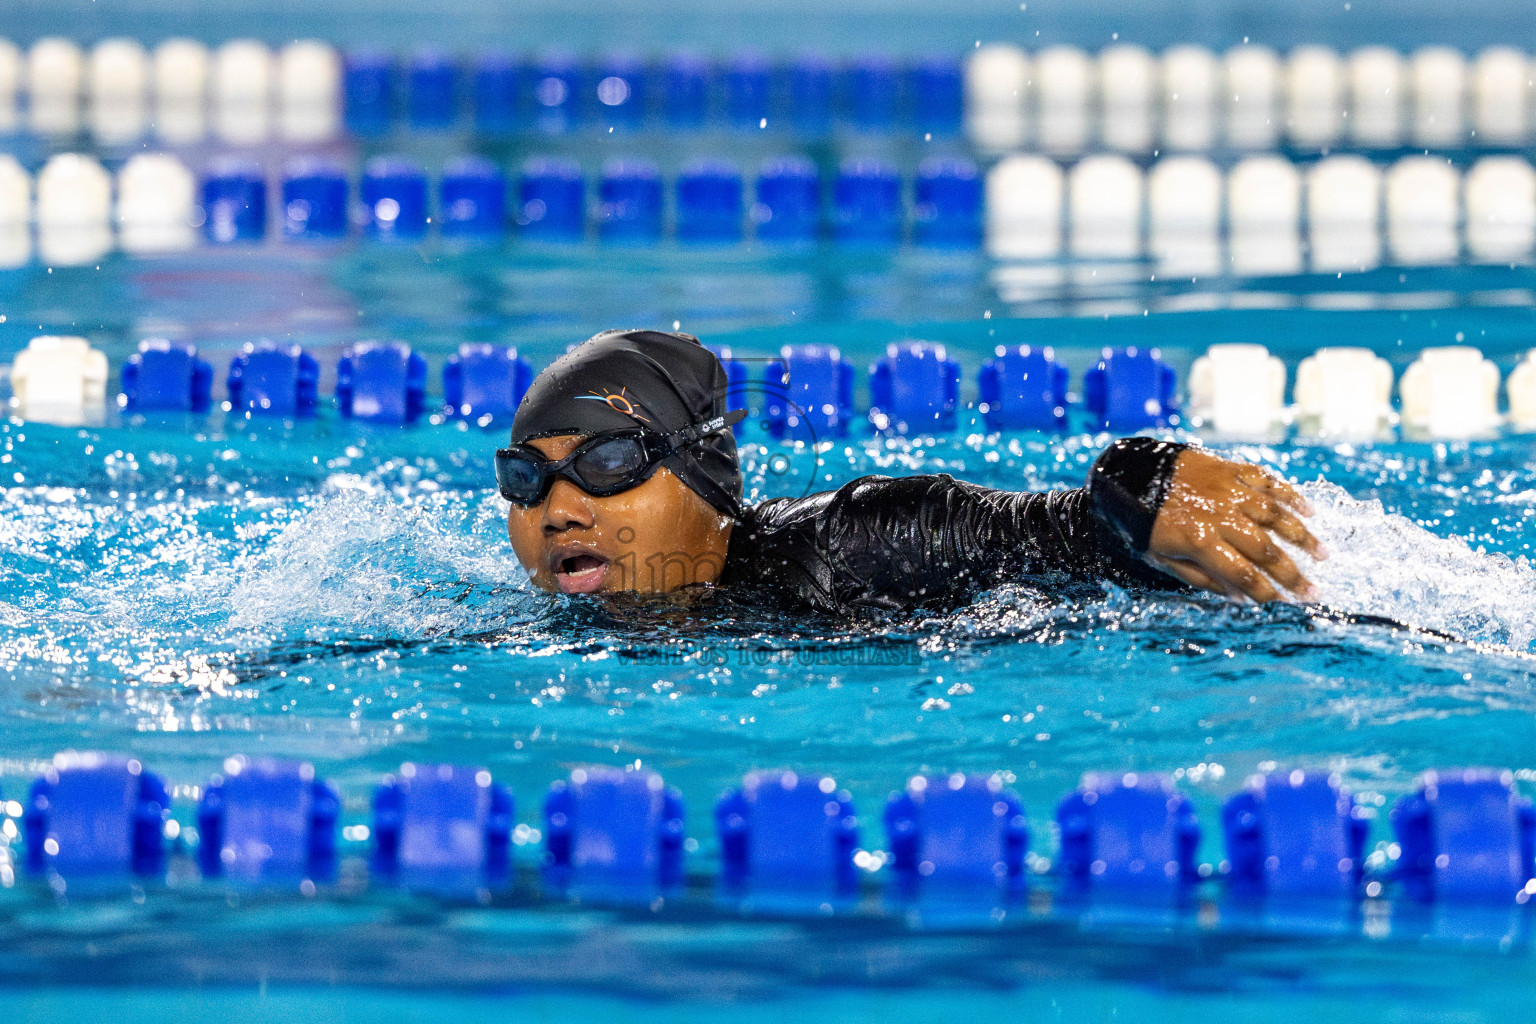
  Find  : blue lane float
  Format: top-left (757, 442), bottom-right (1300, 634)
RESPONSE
top-left (200, 156), bottom-right (267, 244)
top-left (1223, 770), bottom-right (1370, 900)
top-left (226, 342), bottom-right (321, 417)
top-left (336, 341), bottom-right (428, 424)
top-left (408, 48), bottom-right (459, 131)
top-left (596, 53), bottom-right (647, 128)
top-left (24, 752), bottom-right (169, 879)
top-left (598, 158), bottom-right (664, 242)
top-left (442, 343), bottom-right (533, 421)
top-left (763, 344), bottom-right (857, 439)
top-left (518, 156), bottom-right (585, 240)
top-left (913, 156), bottom-right (982, 247)
top-left (1083, 346), bottom-right (1181, 431)
top-left (844, 54), bottom-right (899, 131)
top-left (753, 156), bottom-right (821, 242)
top-left (978, 345), bottom-right (1070, 432)
top-left (868, 340), bottom-right (961, 435)
top-left (28, 334), bottom-right (1190, 435)
top-left (789, 53), bottom-right (835, 133)
top-left (472, 50), bottom-right (520, 136)
top-left (1391, 768), bottom-right (1536, 905)
top-left (909, 55), bottom-right (963, 136)
top-left (372, 762), bottom-right (514, 889)
top-left (188, 154), bottom-right (968, 248)
top-left (198, 757), bottom-right (339, 884)
top-left (1056, 772), bottom-right (1201, 894)
top-left (664, 51), bottom-right (710, 127)
top-left (281, 156), bottom-right (350, 241)
top-left (361, 156), bottom-right (430, 240)
top-left (343, 48), bottom-right (395, 136)
top-left (884, 773), bottom-right (1028, 900)
top-left (834, 158), bottom-right (902, 245)
top-left (717, 770), bottom-right (860, 899)
top-left (440, 156), bottom-right (507, 237)
top-left (543, 767), bottom-right (686, 894)
top-left (531, 52), bottom-right (583, 131)
top-left (725, 51), bottom-right (772, 129)
top-left (334, 48), bottom-right (964, 137)
top-left (14, 752), bottom-right (1536, 923)
top-left (119, 339), bottom-right (213, 413)
top-left (676, 158), bottom-right (744, 242)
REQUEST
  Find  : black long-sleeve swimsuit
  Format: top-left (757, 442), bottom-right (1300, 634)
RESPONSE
top-left (716, 437), bottom-right (1188, 614)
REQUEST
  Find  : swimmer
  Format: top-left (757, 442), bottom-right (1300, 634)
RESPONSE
top-left (500, 330), bottom-right (1326, 614)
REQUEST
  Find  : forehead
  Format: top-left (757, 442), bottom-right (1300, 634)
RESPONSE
top-left (528, 434), bottom-right (585, 459)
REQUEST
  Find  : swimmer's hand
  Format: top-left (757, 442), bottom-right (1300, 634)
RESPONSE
top-left (1146, 448), bottom-right (1327, 603)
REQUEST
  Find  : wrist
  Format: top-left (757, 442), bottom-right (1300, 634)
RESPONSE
top-left (1087, 438), bottom-right (1188, 554)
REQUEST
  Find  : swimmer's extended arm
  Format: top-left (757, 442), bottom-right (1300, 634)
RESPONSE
top-left (812, 438), bottom-right (1197, 607)
top-left (729, 438), bottom-right (1323, 612)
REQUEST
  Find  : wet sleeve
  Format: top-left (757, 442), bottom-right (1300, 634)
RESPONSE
top-left (736, 438), bottom-right (1188, 612)
top-left (1083, 437), bottom-right (1188, 555)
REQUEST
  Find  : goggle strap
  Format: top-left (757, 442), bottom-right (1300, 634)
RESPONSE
top-left (668, 408), bottom-right (747, 449)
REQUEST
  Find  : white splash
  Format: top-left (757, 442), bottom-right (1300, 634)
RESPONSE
top-left (1298, 479), bottom-right (1536, 649)
top-left (224, 488), bottom-right (531, 639)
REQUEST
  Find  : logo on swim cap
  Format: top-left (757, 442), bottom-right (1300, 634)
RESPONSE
top-left (574, 386), bottom-right (650, 423)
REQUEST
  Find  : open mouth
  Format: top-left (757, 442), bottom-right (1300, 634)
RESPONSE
top-left (553, 551), bottom-right (611, 594)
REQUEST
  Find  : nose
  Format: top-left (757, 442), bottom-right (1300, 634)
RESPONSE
top-left (541, 477), bottom-right (595, 534)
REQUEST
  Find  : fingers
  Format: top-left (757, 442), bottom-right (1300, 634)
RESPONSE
top-left (1219, 520), bottom-right (1318, 601)
top-left (1236, 464), bottom-right (1313, 516)
top-left (1201, 540), bottom-right (1284, 603)
top-left (1148, 554), bottom-right (1239, 599)
top-left (1238, 494), bottom-right (1328, 560)
top-left (1152, 525), bottom-right (1284, 603)
top-left (1155, 525), bottom-right (1302, 604)
top-left (1234, 463), bottom-right (1329, 559)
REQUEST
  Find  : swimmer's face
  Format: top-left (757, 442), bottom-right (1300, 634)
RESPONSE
top-left (506, 433), bottom-right (734, 596)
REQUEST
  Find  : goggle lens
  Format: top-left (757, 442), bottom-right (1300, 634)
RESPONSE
top-left (574, 437), bottom-right (649, 491)
top-left (495, 435), bottom-right (660, 505)
top-left (494, 453), bottom-right (547, 504)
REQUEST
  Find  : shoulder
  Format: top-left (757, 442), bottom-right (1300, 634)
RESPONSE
top-left (836, 473), bottom-right (964, 506)
top-left (747, 474), bottom-right (964, 522)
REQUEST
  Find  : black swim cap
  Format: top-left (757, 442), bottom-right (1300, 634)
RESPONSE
top-left (510, 329), bottom-right (743, 517)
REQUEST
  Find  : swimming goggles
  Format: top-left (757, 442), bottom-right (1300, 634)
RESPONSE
top-left (494, 411), bottom-right (744, 506)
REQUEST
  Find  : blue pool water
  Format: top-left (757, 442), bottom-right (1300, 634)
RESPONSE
top-left (2, 243), bottom-right (1536, 1019)
top-left (8, 1), bottom-right (1536, 1016)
